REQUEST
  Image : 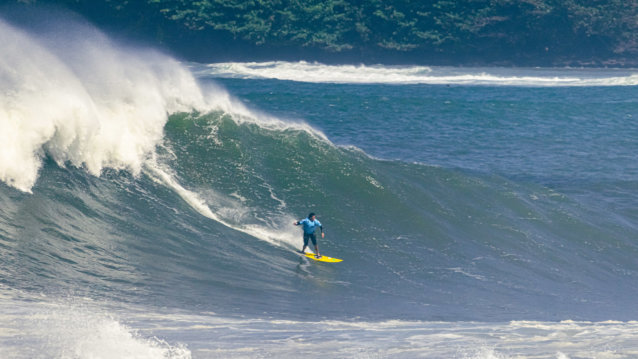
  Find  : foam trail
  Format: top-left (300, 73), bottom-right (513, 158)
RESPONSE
top-left (201, 61), bottom-right (638, 86)
top-left (144, 162), bottom-right (301, 249)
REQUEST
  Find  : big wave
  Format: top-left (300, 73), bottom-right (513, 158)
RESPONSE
top-left (0, 15), bottom-right (326, 250)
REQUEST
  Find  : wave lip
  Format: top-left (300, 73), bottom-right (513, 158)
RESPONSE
top-left (0, 17), bottom-right (213, 192)
top-left (201, 61), bottom-right (638, 87)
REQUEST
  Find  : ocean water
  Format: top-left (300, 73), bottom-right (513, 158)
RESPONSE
top-left (3, 16), bottom-right (638, 359)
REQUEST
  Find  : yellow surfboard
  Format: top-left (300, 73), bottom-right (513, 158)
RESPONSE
top-left (302, 252), bottom-right (343, 263)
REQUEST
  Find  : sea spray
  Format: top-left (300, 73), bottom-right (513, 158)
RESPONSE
top-left (0, 17), bottom-right (211, 192)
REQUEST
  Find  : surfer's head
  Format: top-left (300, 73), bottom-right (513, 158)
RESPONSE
top-left (308, 212), bottom-right (316, 219)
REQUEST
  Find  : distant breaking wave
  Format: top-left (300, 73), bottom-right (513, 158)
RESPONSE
top-left (200, 61), bottom-right (638, 86)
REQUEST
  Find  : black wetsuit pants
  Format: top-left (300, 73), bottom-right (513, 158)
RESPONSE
top-left (303, 232), bottom-right (317, 246)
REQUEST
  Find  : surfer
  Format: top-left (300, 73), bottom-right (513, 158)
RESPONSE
top-left (294, 212), bottom-right (324, 258)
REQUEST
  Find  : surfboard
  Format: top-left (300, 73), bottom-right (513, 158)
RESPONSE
top-left (301, 252), bottom-right (343, 263)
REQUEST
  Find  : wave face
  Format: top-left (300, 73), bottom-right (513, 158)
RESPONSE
top-left (3, 14), bottom-right (638, 359)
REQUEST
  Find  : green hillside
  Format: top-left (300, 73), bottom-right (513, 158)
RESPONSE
top-left (6, 0), bottom-right (638, 66)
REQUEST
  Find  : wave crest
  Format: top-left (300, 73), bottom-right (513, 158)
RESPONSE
top-left (0, 18), bottom-right (208, 192)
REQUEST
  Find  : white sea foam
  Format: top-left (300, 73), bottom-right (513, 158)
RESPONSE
top-left (3, 287), bottom-right (638, 358)
top-left (68, 311), bottom-right (638, 359)
top-left (0, 293), bottom-right (190, 359)
top-left (201, 61), bottom-right (638, 86)
top-left (0, 18), bottom-right (208, 192)
top-left (177, 317), bottom-right (638, 358)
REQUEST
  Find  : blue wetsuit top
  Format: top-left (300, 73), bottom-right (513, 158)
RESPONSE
top-left (297, 218), bottom-right (322, 234)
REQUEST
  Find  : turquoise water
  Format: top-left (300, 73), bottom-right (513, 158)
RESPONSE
top-left (3, 16), bottom-right (638, 358)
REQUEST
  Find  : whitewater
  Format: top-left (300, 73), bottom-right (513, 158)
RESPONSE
top-left (3, 13), bottom-right (638, 359)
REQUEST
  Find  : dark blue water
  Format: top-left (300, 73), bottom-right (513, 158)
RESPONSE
top-left (218, 79), bottom-right (638, 183)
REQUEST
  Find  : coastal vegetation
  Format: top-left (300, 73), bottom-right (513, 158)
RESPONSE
top-left (7, 0), bottom-right (638, 65)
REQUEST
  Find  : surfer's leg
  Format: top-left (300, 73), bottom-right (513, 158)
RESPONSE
top-left (301, 234), bottom-right (309, 253)
top-left (311, 234), bottom-right (320, 257)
